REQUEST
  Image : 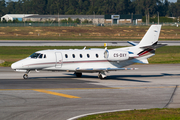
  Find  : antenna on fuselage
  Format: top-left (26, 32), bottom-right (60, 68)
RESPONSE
top-left (104, 43), bottom-right (107, 50)
top-left (83, 46), bottom-right (86, 50)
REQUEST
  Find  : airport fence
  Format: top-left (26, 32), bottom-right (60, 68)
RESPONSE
top-left (0, 23), bottom-right (78, 27)
top-left (0, 22), bottom-right (179, 27)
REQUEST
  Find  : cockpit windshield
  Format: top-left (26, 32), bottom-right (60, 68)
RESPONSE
top-left (30, 53), bottom-right (40, 58)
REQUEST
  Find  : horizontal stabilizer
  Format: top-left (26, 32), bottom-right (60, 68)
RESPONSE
top-left (140, 43), bottom-right (167, 49)
top-left (76, 67), bottom-right (138, 72)
top-left (127, 41), bottom-right (138, 46)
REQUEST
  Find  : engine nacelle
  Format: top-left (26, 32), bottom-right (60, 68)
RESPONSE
top-left (104, 50), bottom-right (129, 61)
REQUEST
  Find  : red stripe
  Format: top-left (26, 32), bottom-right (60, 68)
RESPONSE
top-left (139, 49), bottom-right (153, 56)
top-left (25, 60), bottom-right (109, 66)
top-left (63, 60), bottom-right (108, 64)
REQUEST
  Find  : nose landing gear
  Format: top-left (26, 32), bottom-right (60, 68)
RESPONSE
top-left (23, 70), bottom-right (30, 79)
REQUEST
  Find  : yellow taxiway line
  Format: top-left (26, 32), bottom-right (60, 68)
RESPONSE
top-left (33, 89), bottom-right (80, 98)
top-left (0, 86), bottom-right (178, 98)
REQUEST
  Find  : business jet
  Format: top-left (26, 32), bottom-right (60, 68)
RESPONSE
top-left (11, 25), bottom-right (166, 79)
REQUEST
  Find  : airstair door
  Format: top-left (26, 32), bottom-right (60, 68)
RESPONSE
top-left (55, 52), bottom-right (62, 68)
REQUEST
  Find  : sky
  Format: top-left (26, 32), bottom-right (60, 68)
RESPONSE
top-left (168, 0), bottom-right (177, 2)
top-left (5, 0), bottom-right (178, 2)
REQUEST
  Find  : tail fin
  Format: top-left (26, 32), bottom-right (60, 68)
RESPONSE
top-left (137, 25), bottom-right (161, 47)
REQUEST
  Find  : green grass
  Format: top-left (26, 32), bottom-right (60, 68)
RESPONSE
top-left (78, 108), bottom-right (180, 120)
top-left (0, 46), bottom-right (180, 67)
top-left (149, 46), bottom-right (180, 64)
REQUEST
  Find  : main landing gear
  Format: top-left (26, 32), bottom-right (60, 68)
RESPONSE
top-left (98, 71), bottom-right (107, 79)
top-left (23, 70), bottom-right (30, 79)
top-left (74, 72), bottom-right (107, 79)
top-left (74, 72), bottom-right (82, 77)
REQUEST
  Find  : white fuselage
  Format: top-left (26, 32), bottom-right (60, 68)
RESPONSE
top-left (11, 47), bottom-right (154, 73)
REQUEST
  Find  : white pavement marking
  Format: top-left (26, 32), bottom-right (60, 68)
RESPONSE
top-left (67, 108), bottom-right (147, 120)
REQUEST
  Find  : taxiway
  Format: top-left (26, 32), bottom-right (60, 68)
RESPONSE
top-left (0, 40), bottom-right (179, 46)
top-left (0, 64), bottom-right (180, 120)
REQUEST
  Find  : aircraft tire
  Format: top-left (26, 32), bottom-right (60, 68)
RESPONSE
top-left (75, 72), bottom-right (82, 77)
top-left (98, 73), bottom-right (106, 79)
top-left (23, 74), bottom-right (28, 79)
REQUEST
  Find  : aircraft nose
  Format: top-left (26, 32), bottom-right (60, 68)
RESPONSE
top-left (11, 62), bottom-right (21, 70)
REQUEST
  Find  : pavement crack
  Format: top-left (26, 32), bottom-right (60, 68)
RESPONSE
top-left (163, 85), bottom-right (178, 108)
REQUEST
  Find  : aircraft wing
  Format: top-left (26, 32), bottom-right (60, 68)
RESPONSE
top-left (76, 67), bottom-right (138, 72)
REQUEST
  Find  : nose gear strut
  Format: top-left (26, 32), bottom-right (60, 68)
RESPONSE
top-left (23, 70), bottom-right (30, 79)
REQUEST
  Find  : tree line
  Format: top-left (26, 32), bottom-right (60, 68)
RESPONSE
top-left (0, 0), bottom-right (180, 18)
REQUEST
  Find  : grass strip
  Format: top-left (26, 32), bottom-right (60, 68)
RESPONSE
top-left (78, 108), bottom-right (180, 120)
top-left (0, 46), bottom-right (180, 67)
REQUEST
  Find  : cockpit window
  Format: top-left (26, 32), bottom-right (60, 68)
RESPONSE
top-left (30, 53), bottom-right (40, 58)
top-left (39, 54), bottom-right (43, 58)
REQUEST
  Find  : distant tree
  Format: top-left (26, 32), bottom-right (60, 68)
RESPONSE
top-left (13, 18), bottom-right (20, 23)
top-left (31, 0), bottom-right (47, 14)
top-left (1, 0), bottom-right (180, 18)
top-left (0, 0), bottom-right (6, 17)
top-left (82, 19), bottom-right (91, 23)
top-left (116, 0), bottom-right (132, 14)
top-left (60, 19), bottom-right (68, 23)
top-left (133, 0), bottom-right (144, 15)
top-left (74, 18), bottom-right (81, 24)
top-left (6, 1), bottom-right (16, 14)
top-left (67, 17), bottom-right (73, 23)
top-left (176, 0), bottom-right (180, 16)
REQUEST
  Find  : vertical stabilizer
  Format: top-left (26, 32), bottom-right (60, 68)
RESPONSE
top-left (138, 25), bottom-right (161, 47)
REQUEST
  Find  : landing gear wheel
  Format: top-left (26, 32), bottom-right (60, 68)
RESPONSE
top-left (23, 70), bottom-right (30, 79)
top-left (98, 74), bottom-right (103, 79)
top-left (23, 74), bottom-right (28, 79)
top-left (75, 72), bottom-right (82, 77)
top-left (98, 72), bottom-right (106, 79)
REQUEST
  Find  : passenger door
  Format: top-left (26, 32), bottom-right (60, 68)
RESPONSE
top-left (55, 52), bottom-right (62, 68)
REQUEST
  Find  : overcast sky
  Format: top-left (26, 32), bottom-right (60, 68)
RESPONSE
top-left (6, 0), bottom-right (178, 2)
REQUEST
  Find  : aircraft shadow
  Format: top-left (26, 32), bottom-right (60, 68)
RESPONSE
top-left (27, 73), bottom-right (180, 83)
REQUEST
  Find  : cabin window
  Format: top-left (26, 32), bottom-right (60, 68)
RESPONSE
top-left (44, 54), bottom-right (46, 58)
top-left (30, 53), bottom-right (40, 58)
top-left (96, 54), bottom-right (99, 58)
top-left (80, 54), bottom-right (83, 58)
top-left (65, 54), bottom-right (68, 58)
top-left (72, 54), bottom-right (75, 58)
top-left (87, 54), bottom-right (90, 58)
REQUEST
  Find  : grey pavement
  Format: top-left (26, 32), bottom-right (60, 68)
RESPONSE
top-left (0, 64), bottom-right (180, 120)
top-left (0, 40), bottom-right (178, 46)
